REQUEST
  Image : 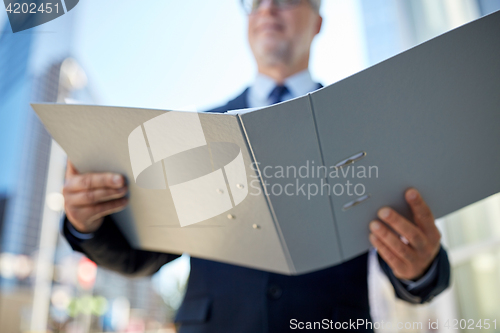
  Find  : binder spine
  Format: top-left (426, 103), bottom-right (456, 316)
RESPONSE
top-left (307, 93), bottom-right (344, 260)
top-left (237, 114), bottom-right (297, 273)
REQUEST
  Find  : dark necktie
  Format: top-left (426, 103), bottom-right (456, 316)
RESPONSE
top-left (268, 85), bottom-right (289, 105)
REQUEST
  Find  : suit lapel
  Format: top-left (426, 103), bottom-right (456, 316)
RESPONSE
top-left (206, 88), bottom-right (249, 113)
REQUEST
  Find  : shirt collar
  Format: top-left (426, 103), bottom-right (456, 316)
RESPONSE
top-left (284, 69), bottom-right (317, 98)
top-left (248, 69), bottom-right (317, 107)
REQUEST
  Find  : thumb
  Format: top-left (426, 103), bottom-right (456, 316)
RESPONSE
top-left (65, 159), bottom-right (79, 179)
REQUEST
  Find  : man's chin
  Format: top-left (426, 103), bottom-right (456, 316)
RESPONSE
top-left (254, 41), bottom-right (290, 61)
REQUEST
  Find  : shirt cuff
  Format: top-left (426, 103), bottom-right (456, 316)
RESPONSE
top-left (397, 255), bottom-right (439, 292)
top-left (67, 221), bottom-right (95, 240)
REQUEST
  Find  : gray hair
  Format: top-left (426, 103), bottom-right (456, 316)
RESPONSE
top-left (309, 0), bottom-right (322, 13)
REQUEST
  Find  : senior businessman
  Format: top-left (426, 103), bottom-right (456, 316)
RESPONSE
top-left (61, 0), bottom-right (450, 332)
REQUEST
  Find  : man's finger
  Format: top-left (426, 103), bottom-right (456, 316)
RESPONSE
top-left (405, 188), bottom-right (437, 236)
top-left (369, 234), bottom-right (407, 274)
top-left (369, 221), bottom-right (417, 264)
top-left (377, 207), bottom-right (427, 250)
top-left (65, 172), bottom-right (125, 192)
top-left (66, 187), bottom-right (128, 206)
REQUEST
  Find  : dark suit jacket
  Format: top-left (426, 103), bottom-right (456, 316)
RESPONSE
top-left (63, 87), bottom-right (451, 333)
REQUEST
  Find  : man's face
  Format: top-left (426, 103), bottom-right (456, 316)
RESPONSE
top-left (247, 0), bottom-right (322, 67)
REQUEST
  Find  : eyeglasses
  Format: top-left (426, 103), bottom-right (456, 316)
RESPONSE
top-left (241, 0), bottom-right (306, 14)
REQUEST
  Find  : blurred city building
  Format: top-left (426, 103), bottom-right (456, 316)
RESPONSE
top-left (0, 196), bottom-right (6, 242)
top-left (0, 2), bottom-right (178, 332)
top-left (361, 1), bottom-right (500, 332)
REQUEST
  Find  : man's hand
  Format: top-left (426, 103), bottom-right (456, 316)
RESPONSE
top-left (369, 188), bottom-right (441, 281)
top-left (63, 160), bottom-right (129, 233)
